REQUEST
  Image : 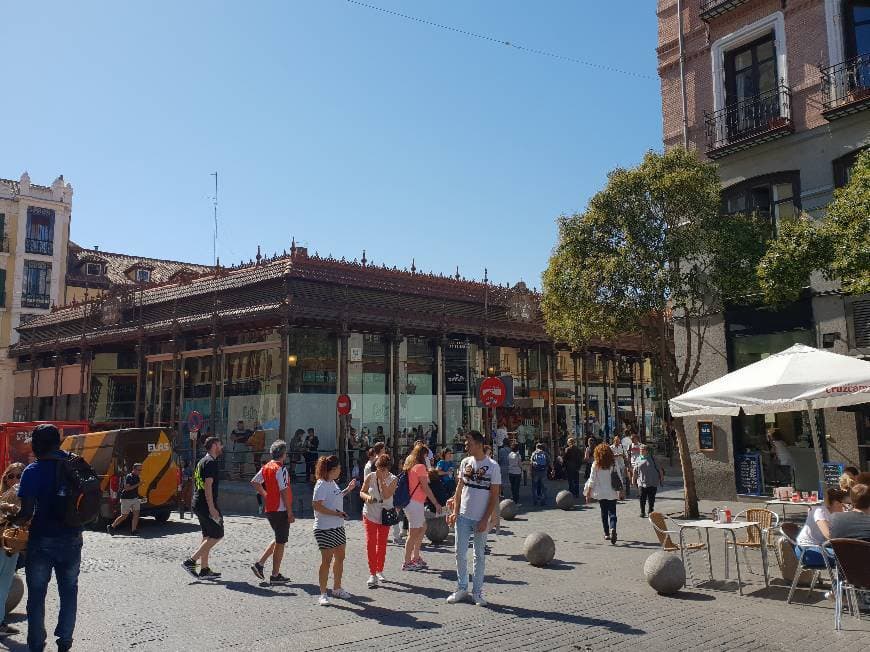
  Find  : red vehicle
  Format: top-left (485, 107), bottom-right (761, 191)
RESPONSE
top-left (0, 421), bottom-right (90, 470)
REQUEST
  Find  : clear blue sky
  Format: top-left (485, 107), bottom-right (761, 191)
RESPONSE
top-left (2, 1), bottom-right (661, 288)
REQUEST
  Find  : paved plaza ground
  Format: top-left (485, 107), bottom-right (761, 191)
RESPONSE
top-left (5, 478), bottom-right (870, 651)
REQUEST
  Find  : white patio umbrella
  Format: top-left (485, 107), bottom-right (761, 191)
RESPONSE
top-left (669, 343), bottom-right (870, 484)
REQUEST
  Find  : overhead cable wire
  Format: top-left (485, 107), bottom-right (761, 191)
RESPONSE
top-left (345, 0), bottom-right (654, 80)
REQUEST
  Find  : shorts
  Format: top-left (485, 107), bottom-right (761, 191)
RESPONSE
top-left (195, 508), bottom-right (225, 540)
top-left (266, 511), bottom-right (290, 545)
top-left (313, 527), bottom-right (346, 550)
top-left (119, 498), bottom-right (140, 515)
top-left (404, 500), bottom-right (425, 529)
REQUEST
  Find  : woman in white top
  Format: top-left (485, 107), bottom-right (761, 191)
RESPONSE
top-left (584, 443), bottom-right (622, 545)
top-left (610, 436), bottom-right (627, 491)
top-left (359, 453), bottom-right (398, 588)
top-left (797, 487), bottom-right (848, 547)
top-left (312, 455), bottom-right (357, 606)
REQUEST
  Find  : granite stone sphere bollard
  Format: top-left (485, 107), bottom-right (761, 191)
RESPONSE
top-left (644, 551), bottom-right (686, 595)
top-left (500, 499), bottom-right (518, 520)
top-left (555, 489), bottom-right (574, 510)
top-left (5, 574), bottom-right (23, 616)
top-left (425, 515), bottom-right (449, 544)
top-left (524, 532), bottom-right (556, 567)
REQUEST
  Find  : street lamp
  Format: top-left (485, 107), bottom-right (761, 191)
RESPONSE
top-left (287, 354), bottom-right (298, 367)
top-left (486, 365), bottom-right (497, 377)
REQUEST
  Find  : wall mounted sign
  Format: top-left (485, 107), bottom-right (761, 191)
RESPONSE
top-left (698, 421), bottom-right (714, 451)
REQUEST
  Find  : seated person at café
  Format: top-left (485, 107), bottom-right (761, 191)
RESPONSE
top-left (830, 479), bottom-right (870, 542)
top-left (797, 487), bottom-right (848, 547)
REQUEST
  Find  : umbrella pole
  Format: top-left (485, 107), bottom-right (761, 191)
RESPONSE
top-left (805, 401), bottom-right (825, 492)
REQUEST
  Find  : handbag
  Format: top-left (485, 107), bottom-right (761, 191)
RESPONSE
top-left (610, 468), bottom-right (624, 492)
top-left (376, 475), bottom-right (401, 526)
top-left (1, 524), bottom-right (29, 555)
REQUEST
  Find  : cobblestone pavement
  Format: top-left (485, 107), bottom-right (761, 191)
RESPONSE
top-left (5, 481), bottom-right (869, 651)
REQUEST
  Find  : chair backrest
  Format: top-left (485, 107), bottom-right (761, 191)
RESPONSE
top-left (829, 538), bottom-right (870, 589)
top-left (648, 512), bottom-right (677, 550)
top-left (780, 521), bottom-right (800, 545)
top-left (742, 508), bottom-right (777, 544)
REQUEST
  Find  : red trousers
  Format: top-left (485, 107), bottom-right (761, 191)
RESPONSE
top-left (363, 516), bottom-right (389, 574)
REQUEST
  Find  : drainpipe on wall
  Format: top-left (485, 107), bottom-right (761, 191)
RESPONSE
top-left (677, 0), bottom-right (689, 148)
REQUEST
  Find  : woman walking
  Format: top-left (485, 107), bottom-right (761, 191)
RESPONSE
top-left (359, 454), bottom-right (397, 588)
top-left (632, 444), bottom-right (664, 517)
top-left (610, 435), bottom-right (628, 497)
top-left (312, 455), bottom-right (357, 605)
top-left (0, 462), bottom-right (25, 636)
top-left (584, 443), bottom-right (622, 544)
top-left (402, 444), bottom-right (443, 571)
top-left (507, 443), bottom-right (523, 504)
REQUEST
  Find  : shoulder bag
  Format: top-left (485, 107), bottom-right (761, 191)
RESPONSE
top-left (377, 475), bottom-right (400, 526)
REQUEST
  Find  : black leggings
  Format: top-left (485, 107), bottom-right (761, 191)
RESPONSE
top-left (599, 499), bottom-right (617, 535)
top-left (639, 486), bottom-right (658, 515)
top-left (509, 474), bottom-right (521, 503)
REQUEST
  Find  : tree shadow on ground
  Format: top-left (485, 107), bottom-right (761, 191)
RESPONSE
top-left (486, 603), bottom-right (646, 636)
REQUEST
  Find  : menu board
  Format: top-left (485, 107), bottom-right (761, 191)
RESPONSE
top-left (822, 462), bottom-right (845, 489)
top-left (735, 452), bottom-right (763, 496)
top-left (698, 421), bottom-right (714, 451)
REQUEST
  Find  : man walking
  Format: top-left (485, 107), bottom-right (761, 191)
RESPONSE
top-left (108, 462), bottom-right (142, 535)
top-left (446, 430), bottom-right (500, 607)
top-left (250, 440), bottom-right (295, 584)
top-left (562, 438), bottom-right (582, 498)
top-left (14, 424), bottom-right (83, 652)
top-left (182, 436), bottom-right (225, 579)
top-left (529, 443), bottom-right (550, 507)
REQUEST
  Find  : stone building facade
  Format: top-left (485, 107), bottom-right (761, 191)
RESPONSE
top-left (658, 0), bottom-right (870, 499)
top-left (0, 172), bottom-right (73, 421)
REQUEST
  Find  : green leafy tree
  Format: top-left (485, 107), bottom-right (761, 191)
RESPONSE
top-left (542, 148), bottom-right (770, 518)
top-left (759, 148), bottom-right (870, 302)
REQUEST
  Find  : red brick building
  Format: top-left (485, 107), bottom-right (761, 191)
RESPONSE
top-left (657, 0), bottom-right (870, 498)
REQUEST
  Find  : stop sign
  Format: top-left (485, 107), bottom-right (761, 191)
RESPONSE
top-left (479, 377), bottom-right (506, 408)
top-left (336, 394), bottom-right (352, 415)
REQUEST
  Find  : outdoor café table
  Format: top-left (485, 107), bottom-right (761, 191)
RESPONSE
top-left (765, 498), bottom-right (822, 521)
top-left (675, 519), bottom-right (765, 595)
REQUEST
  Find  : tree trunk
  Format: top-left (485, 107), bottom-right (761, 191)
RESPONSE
top-left (673, 416), bottom-right (700, 518)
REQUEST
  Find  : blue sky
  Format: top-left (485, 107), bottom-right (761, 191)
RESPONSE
top-left (2, 1), bottom-right (661, 288)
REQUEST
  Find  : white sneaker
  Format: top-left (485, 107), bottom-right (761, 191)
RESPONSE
top-left (473, 593), bottom-right (488, 607)
top-left (332, 588), bottom-right (352, 599)
top-left (447, 590), bottom-right (470, 604)
top-left (375, 572), bottom-right (386, 582)
top-left (367, 575), bottom-right (378, 588)
top-left (318, 594), bottom-right (330, 606)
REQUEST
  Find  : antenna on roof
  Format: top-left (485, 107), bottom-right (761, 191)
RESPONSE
top-left (210, 171), bottom-right (218, 266)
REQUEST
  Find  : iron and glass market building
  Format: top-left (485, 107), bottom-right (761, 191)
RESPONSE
top-left (9, 244), bottom-right (655, 468)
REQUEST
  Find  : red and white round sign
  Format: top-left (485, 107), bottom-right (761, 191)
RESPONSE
top-left (336, 394), bottom-right (352, 416)
top-left (479, 377), bottom-right (506, 408)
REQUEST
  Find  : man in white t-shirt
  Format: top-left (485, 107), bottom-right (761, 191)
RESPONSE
top-left (446, 430), bottom-right (501, 607)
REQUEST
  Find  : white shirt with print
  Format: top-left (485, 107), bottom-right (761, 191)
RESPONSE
top-left (458, 455), bottom-right (502, 522)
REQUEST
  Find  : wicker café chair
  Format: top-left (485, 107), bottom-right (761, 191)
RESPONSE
top-left (648, 512), bottom-right (708, 584)
top-left (726, 508), bottom-right (779, 583)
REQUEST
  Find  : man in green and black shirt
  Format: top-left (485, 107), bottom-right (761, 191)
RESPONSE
top-left (181, 437), bottom-right (225, 579)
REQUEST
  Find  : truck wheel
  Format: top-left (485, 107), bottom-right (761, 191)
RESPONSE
top-left (154, 510), bottom-right (171, 524)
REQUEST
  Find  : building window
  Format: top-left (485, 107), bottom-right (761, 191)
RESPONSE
top-left (833, 147), bottom-right (868, 187)
top-left (0, 213), bottom-right (6, 254)
top-left (25, 207), bottom-right (55, 255)
top-left (726, 33), bottom-right (778, 107)
top-left (85, 262), bottom-right (103, 276)
top-left (136, 268), bottom-right (151, 283)
top-left (22, 260), bottom-right (52, 308)
top-left (722, 171), bottom-right (800, 233)
top-left (0, 268), bottom-right (5, 307)
top-left (845, 0), bottom-right (870, 59)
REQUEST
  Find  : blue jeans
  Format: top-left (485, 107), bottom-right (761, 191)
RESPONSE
top-left (531, 470), bottom-right (547, 505)
top-left (0, 550), bottom-right (19, 623)
top-left (599, 499), bottom-right (618, 535)
top-left (455, 515), bottom-right (487, 596)
top-left (26, 535), bottom-right (83, 652)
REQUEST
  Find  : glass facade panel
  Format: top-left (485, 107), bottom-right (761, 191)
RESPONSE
top-left (398, 336), bottom-right (438, 450)
top-left (89, 351), bottom-right (137, 427)
top-left (286, 329), bottom-right (337, 452)
top-left (348, 333), bottom-right (389, 446)
top-left (445, 339), bottom-right (482, 449)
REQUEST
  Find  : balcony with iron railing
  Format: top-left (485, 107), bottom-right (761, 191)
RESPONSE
top-left (21, 293), bottom-right (51, 309)
top-left (25, 237), bottom-right (53, 256)
top-left (704, 84), bottom-right (793, 159)
top-left (699, 0), bottom-right (751, 21)
top-left (820, 53), bottom-right (870, 120)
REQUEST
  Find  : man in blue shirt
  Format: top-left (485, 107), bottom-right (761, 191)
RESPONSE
top-left (14, 424), bottom-right (83, 652)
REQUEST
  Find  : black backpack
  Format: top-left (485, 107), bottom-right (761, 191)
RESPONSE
top-left (55, 453), bottom-right (102, 527)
